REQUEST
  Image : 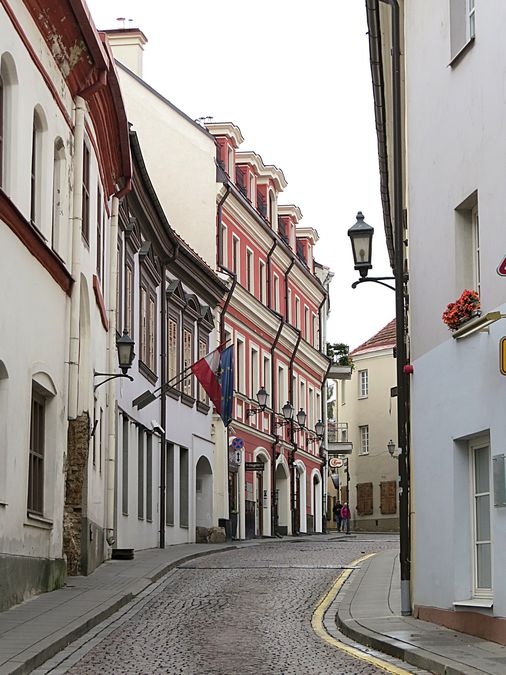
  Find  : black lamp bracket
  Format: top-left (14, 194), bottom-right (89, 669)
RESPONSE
top-left (351, 276), bottom-right (395, 292)
top-left (93, 371), bottom-right (134, 391)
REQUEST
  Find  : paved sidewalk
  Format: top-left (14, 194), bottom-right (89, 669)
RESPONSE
top-left (0, 541), bottom-right (243, 675)
top-left (336, 549), bottom-right (506, 675)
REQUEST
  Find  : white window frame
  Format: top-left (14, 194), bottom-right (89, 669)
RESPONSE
top-left (246, 247), bottom-right (254, 293)
top-left (471, 205), bottom-right (480, 297)
top-left (470, 438), bottom-right (493, 597)
top-left (273, 274), bottom-right (280, 312)
top-left (232, 234), bottom-right (240, 279)
top-left (236, 335), bottom-right (246, 394)
top-left (221, 223), bottom-right (228, 268)
top-left (262, 354), bottom-right (271, 400)
top-left (295, 296), bottom-right (301, 329)
top-left (358, 369), bottom-right (369, 398)
top-left (259, 260), bottom-right (266, 304)
top-left (250, 345), bottom-right (259, 399)
top-left (359, 425), bottom-right (369, 455)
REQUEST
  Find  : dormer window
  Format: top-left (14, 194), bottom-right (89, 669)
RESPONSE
top-left (269, 191), bottom-right (276, 225)
top-left (257, 191), bottom-right (266, 218)
top-left (249, 174), bottom-right (255, 206)
top-left (227, 146), bottom-right (234, 177)
top-left (236, 167), bottom-right (247, 197)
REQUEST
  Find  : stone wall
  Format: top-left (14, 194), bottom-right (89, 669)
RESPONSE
top-left (64, 413), bottom-right (89, 575)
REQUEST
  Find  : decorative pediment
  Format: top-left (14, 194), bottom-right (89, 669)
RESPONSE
top-left (166, 278), bottom-right (186, 306)
top-left (185, 293), bottom-right (201, 317)
top-left (199, 305), bottom-right (214, 329)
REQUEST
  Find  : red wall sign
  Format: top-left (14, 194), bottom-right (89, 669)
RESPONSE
top-left (497, 256), bottom-right (506, 276)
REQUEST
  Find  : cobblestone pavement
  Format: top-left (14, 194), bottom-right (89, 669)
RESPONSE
top-left (67, 535), bottom-right (401, 675)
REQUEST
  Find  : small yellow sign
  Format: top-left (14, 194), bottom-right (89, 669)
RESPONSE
top-left (500, 337), bottom-right (506, 375)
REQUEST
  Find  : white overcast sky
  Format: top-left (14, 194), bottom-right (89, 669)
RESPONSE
top-left (87, 0), bottom-right (395, 350)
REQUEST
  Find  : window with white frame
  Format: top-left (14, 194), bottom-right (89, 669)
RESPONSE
top-left (358, 369), bottom-right (368, 398)
top-left (455, 192), bottom-right (480, 297)
top-left (313, 314), bottom-right (319, 348)
top-left (263, 355), bottom-right (271, 398)
top-left (81, 141), bottom-right (90, 243)
top-left (308, 386), bottom-right (314, 430)
top-left (472, 205), bottom-right (480, 297)
top-left (52, 138), bottom-right (65, 253)
top-left (359, 425), bottom-right (369, 455)
top-left (471, 439), bottom-right (492, 595)
top-left (27, 387), bottom-right (46, 515)
top-left (236, 337), bottom-right (245, 393)
top-left (304, 307), bottom-right (309, 340)
top-left (450, 0), bottom-right (475, 62)
top-left (227, 146), bottom-right (234, 177)
top-left (250, 347), bottom-right (259, 399)
top-left (221, 223), bottom-right (228, 268)
top-left (273, 275), bottom-right (280, 312)
top-left (288, 288), bottom-right (292, 323)
top-left (168, 315), bottom-right (178, 384)
top-left (198, 336), bottom-right (208, 404)
top-left (183, 326), bottom-right (193, 397)
top-left (316, 391), bottom-right (321, 426)
top-left (246, 248), bottom-right (253, 292)
top-left (232, 235), bottom-right (240, 278)
top-left (30, 109), bottom-right (46, 231)
top-left (295, 297), bottom-right (300, 329)
top-left (249, 174), bottom-right (255, 206)
top-left (277, 365), bottom-right (286, 412)
top-left (259, 260), bottom-right (266, 304)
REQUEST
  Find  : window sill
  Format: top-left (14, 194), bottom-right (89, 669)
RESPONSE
top-left (452, 311), bottom-right (504, 339)
top-left (166, 386), bottom-right (181, 401)
top-left (453, 598), bottom-right (493, 609)
top-left (181, 393), bottom-right (195, 408)
top-left (449, 36), bottom-right (475, 68)
top-left (197, 401), bottom-right (210, 415)
top-left (138, 360), bottom-right (158, 385)
top-left (25, 512), bottom-right (53, 529)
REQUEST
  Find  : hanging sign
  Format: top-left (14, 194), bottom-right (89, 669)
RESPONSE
top-left (497, 256), bottom-right (506, 276)
top-left (329, 457), bottom-right (344, 469)
top-left (231, 437), bottom-right (244, 450)
top-left (245, 461), bottom-right (265, 472)
top-left (500, 337), bottom-right (506, 375)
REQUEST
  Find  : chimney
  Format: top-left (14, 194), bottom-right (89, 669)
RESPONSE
top-left (104, 28), bottom-right (148, 78)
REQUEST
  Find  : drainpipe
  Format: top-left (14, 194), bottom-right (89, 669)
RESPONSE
top-left (270, 316), bottom-right (284, 536)
top-left (288, 328), bottom-right (301, 536)
top-left (219, 266), bottom-right (237, 343)
top-left (266, 239), bottom-right (277, 310)
top-left (159, 244), bottom-right (180, 548)
top-left (375, 0), bottom-right (411, 615)
top-left (319, 359), bottom-right (332, 535)
top-left (68, 96), bottom-right (87, 419)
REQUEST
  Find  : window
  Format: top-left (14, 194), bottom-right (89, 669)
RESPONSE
top-left (304, 307), bottom-right (309, 341)
top-left (472, 206), bottom-right (480, 297)
top-left (180, 447), bottom-right (189, 527)
top-left (288, 288), bottom-right (292, 322)
top-left (249, 174), bottom-right (255, 206)
top-left (308, 387), bottom-right (314, 430)
top-left (51, 138), bottom-right (65, 252)
top-left (341, 379), bottom-right (346, 406)
top-left (295, 297), bottom-right (300, 329)
top-left (269, 190), bottom-right (275, 225)
top-left (27, 388), bottom-right (45, 515)
top-left (277, 365), bottom-right (286, 412)
top-left (236, 337), bottom-right (245, 393)
top-left (166, 443), bottom-right (174, 525)
top-left (221, 223), bottom-right (228, 267)
top-left (259, 261), bottom-right (266, 304)
top-left (140, 283), bottom-right (156, 373)
top-left (250, 347), bottom-right (259, 399)
top-left (168, 316), bottom-right (178, 385)
top-left (96, 187), bottom-right (104, 282)
top-left (273, 275), bottom-right (280, 312)
top-left (455, 192), bottom-right (480, 297)
top-left (198, 337), bottom-right (208, 404)
top-left (471, 440), bottom-right (492, 594)
top-left (82, 142), bottom-right (90, 243)
top-left (0, 55), bottom-right (18, 194)
top-left (359, 369), bottom-right (368, 398)
top-left (356, 482), bottom-right (373, 515)
top-left (313, 314), bottom-right (319, 348)
top-left (263, 355), bottom-right (271, 400)
top-left (116, 238), bottom-right (123, 333)
top-left (300, 380), bottom-right (306, 417)
top-left (125, 257), bottom-right (134, 336)
top-left (227, 146), bottom-right (234, 177)
top-left (30, 111), bottom-right (44, 230)
top-left (183, 327), bottom-right (193, 397)
top-left (316, 392), bottom-right (321, 426)
top-left (359, 425), bottom-right (369, 455)
top-left (122, 416), bottom-right (129, 515)
top-left (0, 74), bottom-right (3, 186)
top-left (146, 433), bottom-right (153, 522)
top-left (138, 427), bottom-right (144, 520)
top-left (380, 481), bottom-right (397, 514)
top-left (246, 249), bottom-right (253, 292)
top-left (232, 235), bottom-right (240, 277)
top-left (450, 0), bottom-right (475, 62)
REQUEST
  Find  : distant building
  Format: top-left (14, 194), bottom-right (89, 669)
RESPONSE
top-left (336, 320), bottom-right (398, 532)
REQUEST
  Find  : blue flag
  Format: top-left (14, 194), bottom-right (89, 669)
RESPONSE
top-left (218, 345), bottom-right (234, 427)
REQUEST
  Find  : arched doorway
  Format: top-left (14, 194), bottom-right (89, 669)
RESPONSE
top-left (312, 470), bottom-right (322, 533)
top-left (276, 456), bottom-right (290, 535)
top-left (195, 456), bottom-right (213, 530)
top-left (294, 461), bottom-right (307, 534)
top-left (253, 448), bottom-right (271, 537)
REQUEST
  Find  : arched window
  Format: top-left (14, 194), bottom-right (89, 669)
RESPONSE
top-left (30, 107), bottom-right (46, 230)
top-left (52, 137), bottom-right (65, 252)
top-left (0, 52), bottom-right (19, 193)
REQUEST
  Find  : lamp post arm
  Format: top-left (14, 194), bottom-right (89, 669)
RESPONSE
top-left (93, 372), bottom-right (134, 391)
top-left (351, 277), bottom-right (396, 292)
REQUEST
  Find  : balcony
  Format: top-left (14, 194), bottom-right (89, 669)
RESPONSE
top-left (327, 363), bottom-right (352, 380)
top-left (327, 423), bottom-right (352, 455)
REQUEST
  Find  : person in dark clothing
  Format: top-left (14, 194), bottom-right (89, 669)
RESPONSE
top-left (333, 501), bottom-right (342, 531)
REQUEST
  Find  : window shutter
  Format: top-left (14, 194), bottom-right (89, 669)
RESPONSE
top-left (380, 481), bottom-right (397, 515)
top-left (356, 482), bottom-right (373, 515)
top-left (450, 0), bottom-right (467, 60)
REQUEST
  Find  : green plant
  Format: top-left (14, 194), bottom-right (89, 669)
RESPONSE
top-left (326, 342), bottom-right (353, 368)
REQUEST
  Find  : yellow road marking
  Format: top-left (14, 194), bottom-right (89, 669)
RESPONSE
top-left (311, 553), bottom-right (412, 675)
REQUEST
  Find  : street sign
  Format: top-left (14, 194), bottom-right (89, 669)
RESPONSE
top-left (500, 337), bottom-right (506, 375)
top-left (245, 461), bottom-right (264, 472)
top-left (329, 457), bottom-right (344, 469)
top-left (231, 437), bottom-right (244, 450)
top-left (498, 256), bottom-right (506, 276)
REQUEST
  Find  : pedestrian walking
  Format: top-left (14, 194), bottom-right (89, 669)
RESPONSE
top-left (340, 502), bottom-right (351, 534)
top-left (333, 500), bottom-right (342, 531)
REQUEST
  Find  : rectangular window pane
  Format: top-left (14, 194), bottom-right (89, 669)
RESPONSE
top-left (183, 328), bottom-right (193, 396)
top-left (138, 427), bottom-right (144, 520)
top-left (477, 543), bottom-right (492, 590)
top-left (474, 446), bottom-right (489, 494)
top-left (166, 443), bottom-right (174, 525)
top-left (168, 317), bottom-right (178, 383)
top-left (180, 447), bottom-right (189, 527)
top-left (475, 494), bottom-right (490, 541)
top-left (149, 296), bottom-right (156, 371)
top-left (82, 143), bottom-right (90, 242)
top-left (28, 390), bottom-right (45, 515)
top-left (140, 287), bottom-right (147, 363)
top-left (199, 338), bottom-right (208, 403)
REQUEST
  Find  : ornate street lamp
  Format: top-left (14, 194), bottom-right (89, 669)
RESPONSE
top-left (348, 211), bottom-right (374, 277)
top-left (296, 408), bottom-right (307, 428)
top-left (282, 401), bottom-right (294, 421)
top-left (247, 386), bottom-right (269, 417)
top-left (94, 330), bottom-right (135, 390)
top-left (315, 419), bottom-right (325, 439)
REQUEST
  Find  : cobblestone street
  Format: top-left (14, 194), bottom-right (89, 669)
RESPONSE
top-left (65, 535), bottom-right (402, 675)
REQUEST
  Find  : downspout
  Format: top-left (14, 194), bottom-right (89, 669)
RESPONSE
top-left (288, 328), bottom-right (302, 536)
top-left (219, 266), bottom-right (237, 343)
top-left (159, 243), bottom-right (180, 548)
top-left (375, 0), bottom-right (411, 615)
top-left (320, 359), bottom-right (332, 535)
top-left (270, 316), bottom-right (284, 537)
top-left (266, 239), bottom-right (277, 310)
top-left (68, 96), bottom-right (87, 419)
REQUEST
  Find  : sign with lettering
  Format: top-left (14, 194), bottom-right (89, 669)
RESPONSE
top-left (498, 257), bottom-right (506, 276)
top-left (245, 461), bottom-right (265, 472)
top-left (329, 457), bottom-right (344, 469)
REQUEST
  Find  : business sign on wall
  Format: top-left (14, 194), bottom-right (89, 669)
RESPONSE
top-left (497, 256), bottom-right (506, 276)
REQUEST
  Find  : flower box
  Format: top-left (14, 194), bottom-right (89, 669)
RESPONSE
top-left (442, 290), bottom-right (481, 331)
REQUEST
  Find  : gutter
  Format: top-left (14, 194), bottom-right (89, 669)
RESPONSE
top-left (266, 239), bottom-right (277, 310)
top-left (288, 328), bottom-right (302, 536)
top-left (270, 315), bottom-right (285, 537)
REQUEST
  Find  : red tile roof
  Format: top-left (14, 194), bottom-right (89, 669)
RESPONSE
top-left (351, 319), bottom-right (396, 355)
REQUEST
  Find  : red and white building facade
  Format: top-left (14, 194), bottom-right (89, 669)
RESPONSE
top-left (207, 122), bottom-right (331, 539)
